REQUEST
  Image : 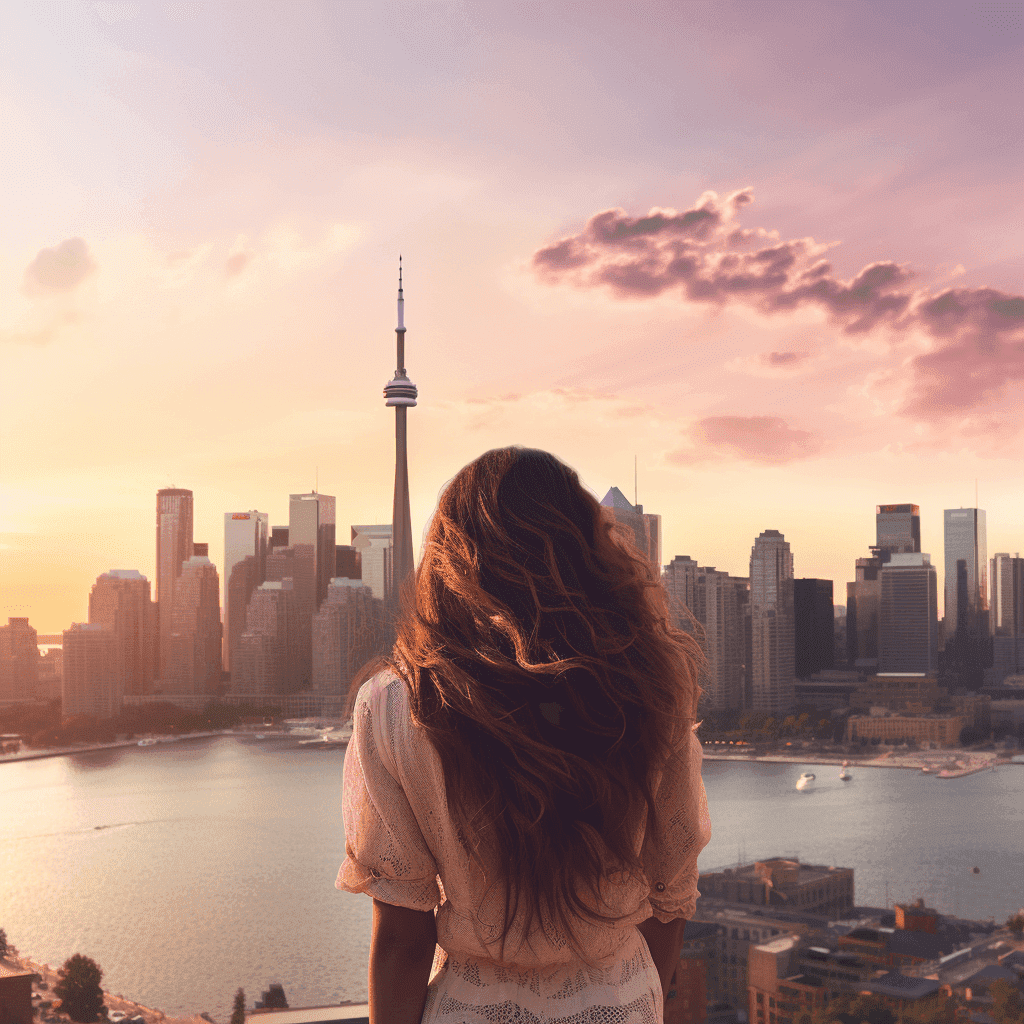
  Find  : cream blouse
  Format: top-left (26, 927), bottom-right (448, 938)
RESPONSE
top-left (337, 670), bottom-right (712, 968)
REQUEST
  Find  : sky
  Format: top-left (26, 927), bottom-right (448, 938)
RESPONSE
top-left (2, 0), bottom-right (1023, 633)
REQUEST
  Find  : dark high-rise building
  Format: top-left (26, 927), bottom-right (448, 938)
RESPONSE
top-left (846, 554), bottom-right (881, 669)
top-left (600, 487), bottom-right (661, 567)
top-left (269, 526), bottom-right (289, 551)
top-left (335, 544), bottom-right (360, 580)
top-left (223, 511), bottom-right (269, 673)
top-left (878, 553), bottom-right (939, 673)
top-left (289, 492), bottom-right (336, 689)
top-left (943, 508), bottom-right (988, 640)
top-left (384, 258), bottom-right (418, 614)
top-left (156, 488), bottom-right (193, 680)
top-left (794, 579), bottom-right (834, 679)
top-left (874, 504), bottom-right (921, 559)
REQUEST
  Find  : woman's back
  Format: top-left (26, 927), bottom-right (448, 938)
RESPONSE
top-left (336, 447), bottom-right (712, 1021)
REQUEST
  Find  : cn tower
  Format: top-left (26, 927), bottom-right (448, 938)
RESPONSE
top-left (383, 257), bottom-right (417, 612)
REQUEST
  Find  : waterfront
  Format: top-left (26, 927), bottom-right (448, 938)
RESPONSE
top-left (2, 736), bottom-right (1022, 1021)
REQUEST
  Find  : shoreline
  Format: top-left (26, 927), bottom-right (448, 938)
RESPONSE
top-left (0, 731), bottom-right (229, 764)
top-left (700, 748), bottom-right (1019, 778)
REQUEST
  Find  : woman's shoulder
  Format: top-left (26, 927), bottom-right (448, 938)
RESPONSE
top-left (353, 666), bottom-right (407, 713)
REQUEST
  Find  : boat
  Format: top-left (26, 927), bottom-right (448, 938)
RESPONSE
top-left (839, 767), bottom-right (851, 781)
top-left (137, 738), bottom-right (158, 747)
top-left (795, 772), bottom-right (816, 790)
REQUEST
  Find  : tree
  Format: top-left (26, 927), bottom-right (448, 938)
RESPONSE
top-left (1006, 912), bottom-right (1024, 937)
top-left (54, 954), bottom-right (105, 1023)
top-left (230, 988), bottom-right (246, 1024)
top-left (0, 927), bottom-right (9, 958)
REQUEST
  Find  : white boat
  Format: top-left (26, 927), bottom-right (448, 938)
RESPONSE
top-left (839, 767), bottom-right (851, 781)
top-left (795, 772), bottom-right (816, 790)
top-left (137, 738), bottom-right (158, 747)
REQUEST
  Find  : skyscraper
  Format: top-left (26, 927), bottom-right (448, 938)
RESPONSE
top-left (312, 578), bottom-right (387, 698)
top-left (289, 492), bottom-right (336, 689)
top-left (384, 258), bottom-right (417, 613)
top-left (62, 623), bottom-right (118, 718)
top-left (989, 553), bottom-right (1024, 680)
top-left (878, 553), bottom-right (938, 673)
top-left (351, 525), bottom-right (393, 603)
top-left (88, 570), bottom-right (155, 696)
top-left (874, 504), bottom-right (921, 559)
top-left (223, 511), bottom-right (269, 673)
top-left (943, 508), bottom-right (988, 638)
top-left (0, 618), bottom-right (39, 701)
top-left (749, 530), bottom-right (795, 716)
top-left (166, 545), bottom-right (221, 694)
top-left (156, 488), bottom-right (194, 679)
top-left (600, 487), bottom-right (661, 567)
top-left (794, 579), bottom-right (834, 679)
top-left (232, 580), bottom-right (298, 695)
top-left (663, 556), bottom-right (744, 713)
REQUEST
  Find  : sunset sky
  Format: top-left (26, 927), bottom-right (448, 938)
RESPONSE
top-left (2, 0), bottom-right (1023, 633)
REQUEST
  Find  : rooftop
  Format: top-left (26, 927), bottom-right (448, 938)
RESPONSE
top-left (862, 972), bottom-right (941, 1001)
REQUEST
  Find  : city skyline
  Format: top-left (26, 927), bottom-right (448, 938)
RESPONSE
top-left (3, 2), bottom-right (1024, 632)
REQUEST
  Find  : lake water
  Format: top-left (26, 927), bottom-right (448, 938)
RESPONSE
top-left (2, 737), bottom-right (1022, 1020)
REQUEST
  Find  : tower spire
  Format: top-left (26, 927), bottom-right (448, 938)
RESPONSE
top-left (383, 257), bottom-right (417, 618)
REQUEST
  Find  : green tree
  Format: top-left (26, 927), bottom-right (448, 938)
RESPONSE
top-left (0, 927), bottom-right (9, 958)
top-left (230, 988), bottom-right (246, 1024)
top-left (54, 954), bottom-right (105, 1023)
top-left (1007, 912), bottom-right (1024, 937)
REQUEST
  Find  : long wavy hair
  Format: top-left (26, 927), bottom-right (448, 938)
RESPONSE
top-left (388, 447), bottom-right (703, 958)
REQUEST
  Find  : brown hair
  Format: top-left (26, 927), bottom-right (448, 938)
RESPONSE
top-left (389, 447), bottom-right (702, 957)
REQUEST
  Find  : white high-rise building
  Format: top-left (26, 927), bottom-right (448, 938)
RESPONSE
top-left (600, 487), bottom-right (661, 568)
top-left (943, 508), bottom-right (988, 640)
top-left (749, 530), bottom-right (795, 716)
top-left (351, 524), bottom-right (393, 603)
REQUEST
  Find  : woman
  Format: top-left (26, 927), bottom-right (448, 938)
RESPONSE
top-left (337, 447), bottom-right (711, 1023)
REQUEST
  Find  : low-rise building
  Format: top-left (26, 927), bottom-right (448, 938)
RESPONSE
top-left (845, 713), bottom-right (963, 746)
top-left (858, 971), bottom-right (942, 1012)
top-left (666, 921), bottom-right (718, 1024)
top-left (699, 859), bottom-right (854, 916)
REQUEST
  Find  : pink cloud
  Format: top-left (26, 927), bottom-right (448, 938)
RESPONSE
top-left (23, 237), bottom-right (96, 294)
top-left (763, 350), bottom-right (809, 367)
top-left (669, 415), bottom-right (820, 466)
top-left (533, 193), bottom-right (1024, 422)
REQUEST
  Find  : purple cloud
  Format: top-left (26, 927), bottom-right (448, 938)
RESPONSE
top-left (23, 238), bottom-right (96, 294)
top-left (669, 416), bottom-right (820, 466)
top-left (763, 350), bottom-right (809, 367)
top-left (532, 192), bottom-right (1024, 421)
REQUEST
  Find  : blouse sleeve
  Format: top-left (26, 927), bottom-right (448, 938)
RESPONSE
top-left (641, 728), bottom-right (712, 923)
top-left (336, 676), bottom-right (442, 912)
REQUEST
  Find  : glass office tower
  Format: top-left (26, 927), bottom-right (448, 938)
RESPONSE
top-left (289, 492), bottom-right (336, 689)
top-left (223, 511), bottom-right (269, 673)
top-left (875, 504), bottom-right (920, 558)
top-left (944, 508), bottom-right (988, 638)
top-left (749, 530), bottom-right (795, 716)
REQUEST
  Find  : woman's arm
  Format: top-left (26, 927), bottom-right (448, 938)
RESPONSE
top-left (369, 899), bottom-right (438, 1024)
top-left (637, 915), bottom-right (687, 993)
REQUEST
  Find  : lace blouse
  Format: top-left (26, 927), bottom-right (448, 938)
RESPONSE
top-left (337, 670), bottom-right (712, 1018)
